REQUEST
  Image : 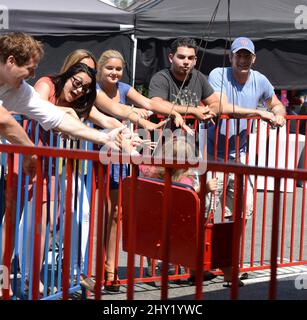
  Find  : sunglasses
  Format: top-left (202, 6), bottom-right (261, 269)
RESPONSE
top-left (71, 76), bottom-right (91, 94)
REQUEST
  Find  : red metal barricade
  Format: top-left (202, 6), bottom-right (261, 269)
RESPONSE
top-left (1, 114), bottom-right (307, 300)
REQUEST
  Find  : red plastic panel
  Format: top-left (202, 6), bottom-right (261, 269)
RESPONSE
top-left (122, 177), bottom-right (200, 267)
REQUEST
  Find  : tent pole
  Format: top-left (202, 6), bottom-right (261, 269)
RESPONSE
top-left (131, 34), bottom-right (138, 88)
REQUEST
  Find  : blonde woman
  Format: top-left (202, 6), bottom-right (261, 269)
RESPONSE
top-left (57, 49), bottom-right (196, 292)
top-left (60, 49), bottom-right (194, 131)
top-left (95, 49), bottom-right (194, 291)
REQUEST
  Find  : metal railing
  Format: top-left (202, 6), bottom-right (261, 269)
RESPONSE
top-left (0, 114), bottom-right (306, 300)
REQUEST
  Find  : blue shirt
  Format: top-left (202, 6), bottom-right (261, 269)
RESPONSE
top-left (97, 81), bottom-right (131, 104)
top-left (96, 81), bottom-right (132, 187)
top-left (207, 67), bottom-right (274, 159)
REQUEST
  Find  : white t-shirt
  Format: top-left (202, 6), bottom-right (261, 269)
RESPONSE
top-left (0, 81), bottom-right (65, 131)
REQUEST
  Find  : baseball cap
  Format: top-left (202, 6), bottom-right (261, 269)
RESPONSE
top-left (231, 37), bottom-right (255, 54)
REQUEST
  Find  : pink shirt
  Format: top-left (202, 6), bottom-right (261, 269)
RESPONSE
top-left (139, 164), bottom-right (195, 189)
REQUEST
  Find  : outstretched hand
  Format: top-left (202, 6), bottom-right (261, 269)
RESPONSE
top-left (144, 119), bottom-right (168, 131)
top-left (173, 112), bottom-right (194, 135)
top-left (122, 130), bottom-right (157, 151)
top-left (132, 136), bottom-right (157, 150)
top-left (134, 108), bottom-right (152, 119)
top-left (105, 125), bottom-right (127, 151)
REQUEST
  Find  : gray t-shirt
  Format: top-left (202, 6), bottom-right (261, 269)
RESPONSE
top-left (149, 68), bottom-right (214, 107)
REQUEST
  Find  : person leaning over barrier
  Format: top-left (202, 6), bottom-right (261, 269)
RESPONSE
top-left (207, 36), bottom-right (286, 287)
top-left (0, 33), bottom-right (131, 153)
top-left (33, 60), bottom-right (153, 294)
top-left (60, 49), bottom-right (190, 132)
top-left (95, 49), bottom-right (192, 292)
top-left (30, 62), bottom-right (124, 295)
top-left (148, 37), bottom-right (278, 285)
top-left (149, 37), bottom-right (277, 122)
top-left (0, 32), bottom-right (135, 298)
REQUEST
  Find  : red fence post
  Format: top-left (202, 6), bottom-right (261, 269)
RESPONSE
top-left (32, 156), bottom-right (43, 300)
top-left (2, 153), bottom-right (14, 300)
top-left (269, 178), bottom-right (281, 300)
top-left (195, 172), bottom-right (207, 300)
top-left (299, 125), bottom-right (307, 260)
top-left (62, 158), bottom-right (73, 300)
top-left (94, 163), bottom-right (105, 300)
top-left (261, 124), bottom-right (270, 265)
top-left (240, 119), bottom-right (251, 268)
top-left (160, 168), bottom-right (172, 300)
top-left (250, 118), bottom-right (261, 267)
top-left (280, 119), bottom-right (290, 263)
top-left (127, 164), bottom-right (138, 300)
top-left (230, 173), bottom-right (244, 300)
top-left (290, 120), bottom-right (300, 262)
top-left (87, 165), bottom-right (97, 278)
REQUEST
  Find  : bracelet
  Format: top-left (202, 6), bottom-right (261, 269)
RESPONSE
top-left (135, 113), bottom-right (141, 125)
top-left (126, 110), bottom-right (141, 125)
top-left (126, 109), bottom-right (136, 119)
top-left (125, 105), bottom-right (134, 117)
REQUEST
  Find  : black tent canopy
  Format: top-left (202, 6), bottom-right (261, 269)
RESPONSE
top-left (1, 0), bottom-right (135, 84)
top-left (2, 0), bottom-right (307, 89)
top-left (135, 0), bottom-right (306, 40)
top-left (134, 0), bottom-right (307, 90)
top-left (2, 0), bottom-right (134, 35)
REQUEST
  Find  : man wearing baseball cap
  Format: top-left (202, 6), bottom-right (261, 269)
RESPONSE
top-left (231, 36), bottom-right (255, 54)
top-left (206, 36), bottom-right (286, 286)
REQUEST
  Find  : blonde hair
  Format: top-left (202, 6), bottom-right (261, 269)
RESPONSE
top-left (155, 136), bottom-right (195, 182)
top-left (60, 49), bottom-right (97, 73)
top-left (97, 49), bottom-right (125, 82)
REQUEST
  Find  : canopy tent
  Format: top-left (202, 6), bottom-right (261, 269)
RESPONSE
top-left (134, 0), bottom-right (307, 90)
top-left (134, 0), bottom-right (305, 40)
top-left (1, 0), bottom-right (136, 84)
top-left (2, 0), bottom-right (134, 35)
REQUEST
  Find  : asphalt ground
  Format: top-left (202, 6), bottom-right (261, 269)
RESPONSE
top-left (71, 188), bottom-right (307, 301)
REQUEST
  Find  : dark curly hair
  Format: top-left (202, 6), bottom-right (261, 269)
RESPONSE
top-left (51, 62), bottom-right (97, 119)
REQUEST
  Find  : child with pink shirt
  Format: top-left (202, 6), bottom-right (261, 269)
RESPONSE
top-left (139, 135), bottom-right (217, 284)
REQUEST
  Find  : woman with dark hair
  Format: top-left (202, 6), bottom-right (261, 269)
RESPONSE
top-left (18, 62), bottom-right (136, 295)
top-left (48, 62), bottom-right (97, 119)
top-left (35, 62), bottom-right (127, 130)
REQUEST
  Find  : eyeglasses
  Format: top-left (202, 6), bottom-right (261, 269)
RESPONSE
top-left (71, 76), bottom-right (91, 94)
